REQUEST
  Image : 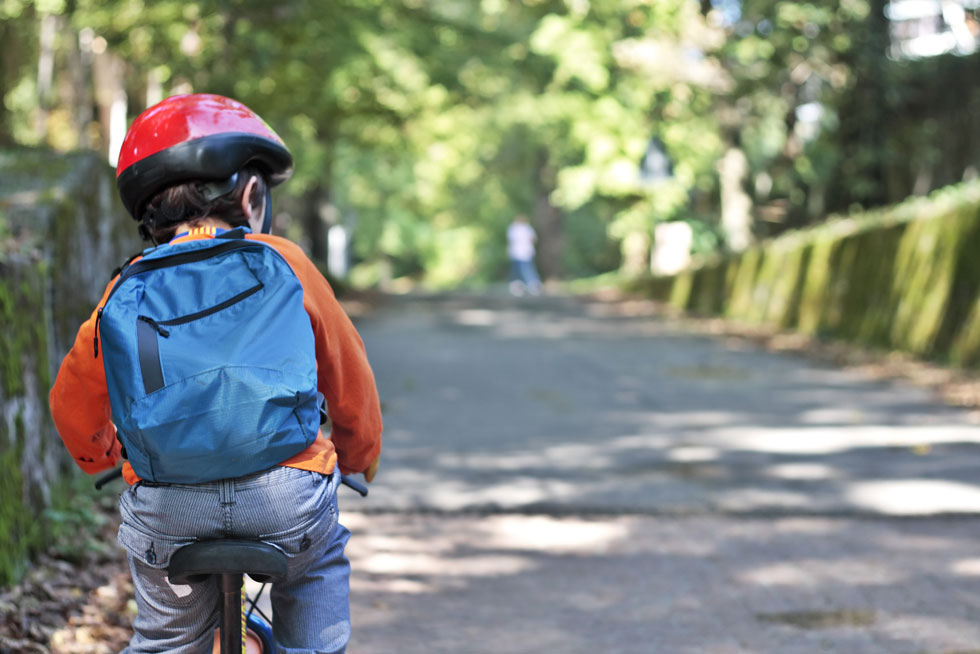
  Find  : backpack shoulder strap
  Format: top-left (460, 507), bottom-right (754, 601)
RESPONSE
top-left (110, 250), bottom-right (145, 279)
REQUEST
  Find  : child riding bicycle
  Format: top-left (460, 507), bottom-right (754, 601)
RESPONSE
top-left (48, 93), bottom-right (382, 654)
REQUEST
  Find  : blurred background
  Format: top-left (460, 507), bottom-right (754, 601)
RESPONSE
top-left (3, 0), bottom-right (978, 289)
top-left (4, 2), bottom-right (980, 650)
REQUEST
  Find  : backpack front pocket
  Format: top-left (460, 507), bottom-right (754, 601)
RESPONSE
top-left (129, 366), bottom-right (318, 483)
top-left (135, 282), bottom-right (263, 395)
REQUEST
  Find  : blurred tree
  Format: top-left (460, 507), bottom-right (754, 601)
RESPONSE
top-left (0, 1), bottom-right (40, 146)
top-left (705, 0), bottom-right (875, 239)
top-left (4, 0), bottom-right (979, 286)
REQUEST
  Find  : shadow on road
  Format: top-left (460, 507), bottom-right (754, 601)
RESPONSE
top-left (347, 511), bottom-right (980, 653)
top-left (356, 292), bottom-right (980, 517)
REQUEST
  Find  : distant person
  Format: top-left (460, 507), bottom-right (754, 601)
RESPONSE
top-left (507, 214), bottom-right (541, 296)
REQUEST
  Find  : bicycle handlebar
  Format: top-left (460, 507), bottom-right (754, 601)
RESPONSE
top-left (95, 467), bottom-right (123, 489)
top-left (94, 467), bottom-right (369, 496)
top-left (339, 475), bottom-right (369, 497)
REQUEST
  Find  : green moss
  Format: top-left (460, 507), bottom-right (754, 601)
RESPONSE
top-left (0, 264), bottom-right (48, 396)
top-left (931, 205), bottom-right (980, 358)
top-left (726, 248), bottom-right (763, 320)
top-left (952, 294), bottom-right (980, 367)
top-left (798, 235), bottom-right (836, 335)
top-left (887, 210), bottom-right (968, 354)
top-left (778, 244), bottom-right (812, 329)
top-left (849, 226), bottom-right (904, 347)
top-left (745, 249), bottom-right (776, 323)
top-left (690, 262), bottom-right (727, 315)
top-left (754, 243), bottom-right (808, 326)
top-left (0, 278), bottom-right (18, 395)
top-left (0, 424), bottom-right (41, 586)
top-left (669, 270), bottom-right (694, 310)
top-left (623, 273), bottom-right (673, 301)
top-left (822, 234), bottom-right (863, 335)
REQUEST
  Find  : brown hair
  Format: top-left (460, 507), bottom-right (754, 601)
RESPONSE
top-left (139, 166), bottom-right (268, 243)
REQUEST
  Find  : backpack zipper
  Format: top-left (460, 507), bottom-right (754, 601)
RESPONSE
top-left (94, 307), bottom-right (103, 357)
top-left (155, 282), bottom-right (264, 326)
top-left (95, 239), bottom-right (280, 359)
top-left (137, 315), bottom-right (171, 337)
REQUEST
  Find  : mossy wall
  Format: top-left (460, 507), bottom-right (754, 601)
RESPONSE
top-left (631, 182), bottom-right (980, 368)
top-left (0, 148), bottom-right (140, 585)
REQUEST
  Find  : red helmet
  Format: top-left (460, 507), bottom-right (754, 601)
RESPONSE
top-left (116, 93), bottom-right (293, 220)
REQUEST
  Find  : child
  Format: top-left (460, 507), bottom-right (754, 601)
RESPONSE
top-left (49, 93), bottom-right (382, 654)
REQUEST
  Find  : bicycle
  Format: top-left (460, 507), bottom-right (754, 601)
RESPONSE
top-left (95, 468), bottom-right (368, 654)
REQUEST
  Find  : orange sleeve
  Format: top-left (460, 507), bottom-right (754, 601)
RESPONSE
top-left (48, 281), bottom-right (122, 474)
top-left (256, 235), bottom-right (383, 475)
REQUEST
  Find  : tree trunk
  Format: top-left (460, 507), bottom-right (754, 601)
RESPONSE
top-left (828, 0), bottom-right (890, 212)
top-left (302, 184), bottom-right (331, 264)
top-left (93, 50), bottom-right (127, 164)
top-left (36, 13), bottom-right (57, 142)
top-left (0, 20), bottom-right (18, 145)
top-left (533, 159), bottom-right (563, 280)
top-left (70, 26), bottom-right (95, 149)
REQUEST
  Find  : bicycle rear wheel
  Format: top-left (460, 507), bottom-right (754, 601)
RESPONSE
top-left (211, 622), bottom-right (271, 654)
top-left (246, 612), bottom-right (275, 653)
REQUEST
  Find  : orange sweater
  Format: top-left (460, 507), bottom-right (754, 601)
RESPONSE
top-left (49, 229), bottom-right (382, 485)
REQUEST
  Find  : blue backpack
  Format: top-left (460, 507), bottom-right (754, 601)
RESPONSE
top-left (96, 228), bottom-right (323, 483)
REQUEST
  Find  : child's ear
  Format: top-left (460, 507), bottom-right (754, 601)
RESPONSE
top-left (240, 175), bottom-right (260, 219)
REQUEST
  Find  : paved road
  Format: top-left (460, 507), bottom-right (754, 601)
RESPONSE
top-left (338, 292), bottom-right (980, 653)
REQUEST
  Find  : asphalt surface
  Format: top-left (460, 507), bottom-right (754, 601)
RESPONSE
top-left (335, 292), bottom-right (980, 653)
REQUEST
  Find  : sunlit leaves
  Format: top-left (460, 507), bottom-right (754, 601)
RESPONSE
top-left (0, 0), bottom-right (749, 282)
top-left (530, 14), bottom-right (610, 92)
top-left (0, 0), bottom-right (34, 19)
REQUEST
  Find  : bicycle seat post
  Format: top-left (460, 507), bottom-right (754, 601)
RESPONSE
top-left (168, 539), bottom-right (288, 654)
top-left (217, 572), bottom-right (244, 654)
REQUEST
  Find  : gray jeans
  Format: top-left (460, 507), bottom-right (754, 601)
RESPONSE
top-left (117, 466), bottom-right (350, 653)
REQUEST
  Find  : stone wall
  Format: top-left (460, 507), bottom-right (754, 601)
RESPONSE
top-left (633, 181), bottom-right (980, 369)
top-left (0, 148), bottom-right (140, 584)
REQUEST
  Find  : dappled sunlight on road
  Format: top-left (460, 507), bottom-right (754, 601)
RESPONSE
top-left (846, 479), bottom-right (980, 515)
top-left (346, 293), bottom-right (980, 650)
top-left (348, 512), bottom-right (980, 653)
top-left (362, 407), bottom-right (980, 514)
top-left (472, 515), bottom-right (631, 553)
top-left (346, 514), bottom-right (632, 595)
top-left (950, 558), bottom-right (980, 575)
top-left (763, 462), bottom-right (839, 480)
top-left (705, 424), bottom-right (980, 456)
top-left (737, 558), bottom-right (909, 587)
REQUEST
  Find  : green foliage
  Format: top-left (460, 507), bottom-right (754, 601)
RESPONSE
top-left (0, 147), bottom-right (138, 588)
top-left (0, 443), bottom-right (40, 586)
top-left (42, 476), bottom-right (115, 564)
top-left (2, 0), bottom-right (979, 288)
top-left (1, 0), bottom-right (730, 285)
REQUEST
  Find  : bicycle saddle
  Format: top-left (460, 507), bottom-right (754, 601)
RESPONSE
top-left (168, 539), bottom-right (288, 584)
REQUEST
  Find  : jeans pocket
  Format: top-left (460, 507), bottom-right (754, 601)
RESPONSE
top-left (117, 519), bottom-right (196, 569)
top-left (259, 490), bottom-right (338, 556)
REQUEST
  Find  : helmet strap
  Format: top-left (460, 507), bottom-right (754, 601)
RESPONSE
top-left (197, 172), bottom-right (239, 202)
top-left (138, 222), bottom-right (158, 245)
top-left (261, 188), bottom-right (273, 234)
